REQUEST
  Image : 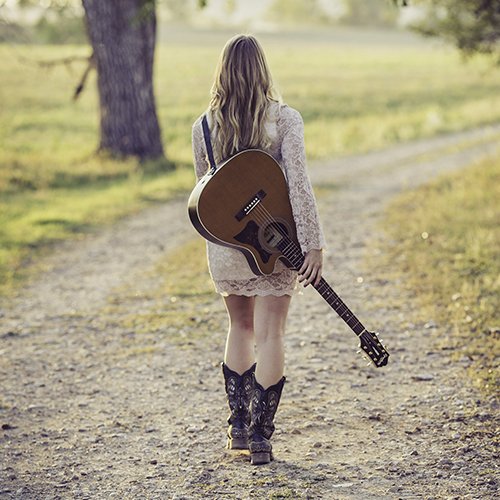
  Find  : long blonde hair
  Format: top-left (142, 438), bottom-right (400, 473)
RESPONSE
top-left (209, 34), bottom-right (278, 163)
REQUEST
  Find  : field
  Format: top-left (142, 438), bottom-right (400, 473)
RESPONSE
top-left (1, 30), bottom-right (500, 291)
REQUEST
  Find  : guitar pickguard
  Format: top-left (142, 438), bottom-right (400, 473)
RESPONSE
top-left (234, 220), bottom-right (272, 264)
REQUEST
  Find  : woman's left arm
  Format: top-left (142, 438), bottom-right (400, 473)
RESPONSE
top-left (280, 108), bottom-right (326, 287)
top-left (192, 120), bottom-right (210, 180)
top-left (298, 248), bottom-right (323, 287)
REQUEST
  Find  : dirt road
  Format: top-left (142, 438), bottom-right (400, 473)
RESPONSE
top-left (1, 125), bottom-right (499, 499)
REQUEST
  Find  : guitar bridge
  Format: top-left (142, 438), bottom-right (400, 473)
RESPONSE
top-left (235, 190), bottom-right (266, 221)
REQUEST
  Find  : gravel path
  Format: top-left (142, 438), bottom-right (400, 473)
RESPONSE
top-left (1, 125), bottom-right (499, 499)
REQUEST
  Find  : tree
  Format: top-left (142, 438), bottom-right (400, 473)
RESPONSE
top-left (2, 0), bottom-right (165, 160)
top-left (82, 0), bottom-right (164, 160)
top-left (3, 0), bottom-right (215, 162)
top-left (395, 0), bottom-right (500, 61)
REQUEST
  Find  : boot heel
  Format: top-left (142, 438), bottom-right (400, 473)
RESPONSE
top-left (251, 451), bottom-right (271, 465)
top-left (228, 437), bottom-right (248, 450)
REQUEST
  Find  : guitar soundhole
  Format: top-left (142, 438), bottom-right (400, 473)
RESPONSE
top-left (259, 219), bottom-right (292, 253)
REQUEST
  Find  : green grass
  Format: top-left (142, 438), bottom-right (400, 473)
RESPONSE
top-left (377, 153), bottom-right (499, 392)
top-left (155, 37), bottom-right (500, 163)
top-left (1, 32), bottom-right (500, 293)
top-left (0, 167), bottom-right (194, 294)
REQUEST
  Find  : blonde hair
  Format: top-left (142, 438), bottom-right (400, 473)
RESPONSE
top-left (209, 34), bottom-right (278, 162)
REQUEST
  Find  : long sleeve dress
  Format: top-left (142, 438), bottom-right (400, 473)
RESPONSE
top-left (191, 101), bottom-right (326, 296)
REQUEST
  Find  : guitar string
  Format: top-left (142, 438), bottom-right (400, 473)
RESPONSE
top-left (250, 203), bottom-right (366, 335)
top-left (250, 205), bottom-right (386, 359)
top-left (248, 204), bottom-right (385, 360)
top-left (252, 204), bottom-right (343, 298)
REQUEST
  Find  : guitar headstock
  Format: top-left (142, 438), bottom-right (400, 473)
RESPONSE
top-left (359, 330), bottom-right (389, 367)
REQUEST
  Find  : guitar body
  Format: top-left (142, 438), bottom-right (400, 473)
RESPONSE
top-left (188, 149), bottom-right (298, 275)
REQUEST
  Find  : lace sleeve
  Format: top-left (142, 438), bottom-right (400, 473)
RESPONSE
top-left (279, 107), bottom-right (326, 253)
top-left (192, 119), bottom-right (210, 180)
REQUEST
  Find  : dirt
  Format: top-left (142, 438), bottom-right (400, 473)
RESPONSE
top-left (1, 125), bottom-right (499, 499)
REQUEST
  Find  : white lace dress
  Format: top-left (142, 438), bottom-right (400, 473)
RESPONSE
top-left (191, 102), bottom-right (326, 296)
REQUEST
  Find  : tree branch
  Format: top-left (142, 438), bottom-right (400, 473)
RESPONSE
top-left (15, 52), bottom-right (95, 100)
top-left (16, 53), bottom-right (90, 69)
top-left (73, 52), bottom-right (95, 101)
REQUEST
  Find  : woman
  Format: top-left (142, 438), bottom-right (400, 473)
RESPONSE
top-left (191, 34), bottom-right (325, 465)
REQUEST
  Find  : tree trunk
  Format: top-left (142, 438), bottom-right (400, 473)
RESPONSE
top-left (82, 0), bottom-right (164, 160)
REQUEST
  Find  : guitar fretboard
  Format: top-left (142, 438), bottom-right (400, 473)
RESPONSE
top-left (276, 238), bottom-right (366, 337)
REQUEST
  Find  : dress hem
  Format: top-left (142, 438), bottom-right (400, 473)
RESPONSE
top-left (218, 289), bottom-right (298, 297)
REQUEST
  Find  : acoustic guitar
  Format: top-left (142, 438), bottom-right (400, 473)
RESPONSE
top-left (188, 149), bottom-right (389, 367)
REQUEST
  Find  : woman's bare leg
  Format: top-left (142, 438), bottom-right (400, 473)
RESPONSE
top-left (222, 295), bottom-right (255, 374)
top-left (253, 295), bottom-right (291, 388)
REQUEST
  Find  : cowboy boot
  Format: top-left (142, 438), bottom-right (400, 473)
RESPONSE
top-left (248, 375), bottom-right (286, 465)
top-left (222, 362), bottom-right (256, 450)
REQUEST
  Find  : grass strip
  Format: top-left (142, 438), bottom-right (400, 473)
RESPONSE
top-left (377, 153), bottom-right (499, 392)
top-left (99, 238), bottom-right (222, 349)
top-left (0, 167), bottom-right (194, 295)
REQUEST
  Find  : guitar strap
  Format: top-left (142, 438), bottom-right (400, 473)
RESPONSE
top-left (201, 114), bottom-right (217, 174)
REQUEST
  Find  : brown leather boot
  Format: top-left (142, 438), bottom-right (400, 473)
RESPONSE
top-left (248, 375), bottom-right (285, 465)
top-left (222, 363), bottom-right (256, 450)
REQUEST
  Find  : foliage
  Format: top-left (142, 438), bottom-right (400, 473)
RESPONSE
top-left (380, 154), bottom-right (500, 392)
top-left (162, 0), bottom-right (193, 21)
top-left (0, 0), bottom-right (86, 44)
top-left (267, 0), bottom-right (398, 27)
top-left (16, 0), bottom-right (81, 14)
top-left (396, 0), bottom-right (500, 61)
top-left (340, 0), bottom-right (398, 27)
top-left (267, 0), bottom-right (331, 26)
top-left (33, 11), bottom-right (86, 44)
top-left (0, 17), bottom-right (30, 43)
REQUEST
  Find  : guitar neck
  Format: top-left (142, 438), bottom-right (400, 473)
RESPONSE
top-left (277, 239), bottom-right (366, 338)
